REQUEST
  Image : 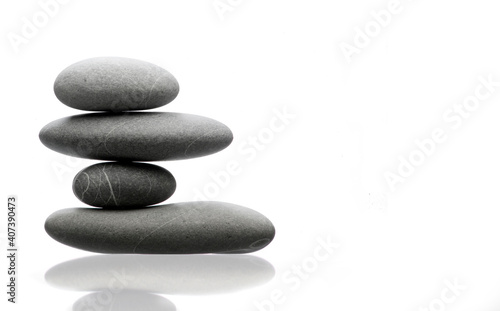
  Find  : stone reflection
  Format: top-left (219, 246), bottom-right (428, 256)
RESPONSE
top-left (46, 254), bottom-right (275, 309)
top-left (73, 291), bottom-right (176, 311)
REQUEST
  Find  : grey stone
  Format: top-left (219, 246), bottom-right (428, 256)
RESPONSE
top-left (73, 162), bottom-right (176, 208)
top-left (46, 254), bottom-right (275, 294)
top-left (39, 112), bottom-right (233, 161)
top-left (54, 57), bottom-right (179, 112)
top-left (45, 201), bottom-right (275, 254)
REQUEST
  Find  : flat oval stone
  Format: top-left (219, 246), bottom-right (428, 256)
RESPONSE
top-left (73, 162), bottom-right (176, 208)
top-left (45, 202), bottom-right (275, 254)
top-left (39, 112), bottom-right (233, 161)
top-left (54, 57), bottom-right (179, 111)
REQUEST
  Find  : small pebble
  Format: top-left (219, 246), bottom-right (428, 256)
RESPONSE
top-left (73, 162), bottom-right (176, 208)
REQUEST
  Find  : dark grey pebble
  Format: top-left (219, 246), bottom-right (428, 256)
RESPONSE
top-left (45, 201), bottom-right (275, 254)
top-left (54, 57), bottom-right (179, 112)
top-left (39, 112), bottom-right (233, 161)
top-left (73, 162), bottom-right (176, 208)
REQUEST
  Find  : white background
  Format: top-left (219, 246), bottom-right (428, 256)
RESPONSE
top-left (2, 0), bottom-right (500, 310)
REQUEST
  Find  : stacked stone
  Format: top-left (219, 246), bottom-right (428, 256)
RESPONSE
top-left (39, 57), bottom-right (275, 254)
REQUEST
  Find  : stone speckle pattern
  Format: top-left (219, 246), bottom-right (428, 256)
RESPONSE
top-left (44, 202), bottom-right (275, 254)
top-left (54, 57), bottom-right (179, 112)
top-left (73, 162), bottom-right (176, 208)
top-left (39, 112), bottom-right (233, 161)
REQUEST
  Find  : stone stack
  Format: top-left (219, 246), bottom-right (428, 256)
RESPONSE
top-left (39, 57), bottom-right (275, 254)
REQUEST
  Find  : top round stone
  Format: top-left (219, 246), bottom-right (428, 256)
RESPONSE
top-left (54, 57), bottom-right (179, 112)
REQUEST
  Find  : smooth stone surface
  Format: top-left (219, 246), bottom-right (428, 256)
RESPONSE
top-left (54, 57), bottom-right (179, 111)
top-left (45, 201), bottom-right (275, 254)
top-left (73, 162), bottom-right (176, 208)
top-left (39, 112), bottom-right (233, 161)
top-left (46, 255), bottom-right (275, 294)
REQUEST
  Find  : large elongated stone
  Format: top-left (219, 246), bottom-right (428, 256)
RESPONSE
top-left (54, 57), bottom-right (179, 111)
top-left (73, 162), bottom-right (176, 208)
top-left (39, 112), bottom-right (233, 161)
top-left (44, 202), bottom-right (275, 254)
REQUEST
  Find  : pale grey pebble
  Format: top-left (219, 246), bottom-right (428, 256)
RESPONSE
top-left (54, 57), bottom-right (179, 112)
